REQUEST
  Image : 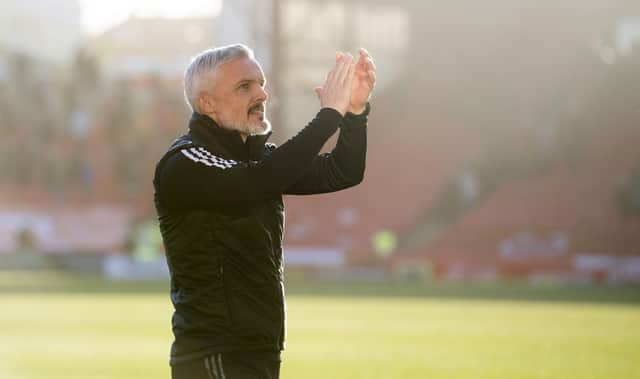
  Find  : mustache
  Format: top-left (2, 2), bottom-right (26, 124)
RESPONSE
top-left (248, 103), bottom-right (265, 113)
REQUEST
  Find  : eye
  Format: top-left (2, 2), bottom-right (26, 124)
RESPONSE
top-left (238, 83), bottom-right (250, 90)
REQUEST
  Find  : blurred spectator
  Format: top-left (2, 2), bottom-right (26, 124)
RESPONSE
top-left (619, 166), bottom-right (640, 217)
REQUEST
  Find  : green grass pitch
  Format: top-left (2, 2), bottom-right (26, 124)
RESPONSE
top-left (0, 271), bottom-right (639, 379)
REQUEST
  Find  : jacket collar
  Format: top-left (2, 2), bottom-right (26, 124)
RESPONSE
top-left (188, 112), bottom-right (272, 161)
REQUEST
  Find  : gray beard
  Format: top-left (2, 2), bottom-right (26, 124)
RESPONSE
top-left (220, 117), bottom-right (271, 136)
top-left (251, 118), bottom-right (272, 135)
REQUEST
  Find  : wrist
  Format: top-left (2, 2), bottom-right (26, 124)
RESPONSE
top-left (330, 107), bottom-right (347, 117)
top-left (348, 104), bottom-right (366, 115)
top-left (346, 102), bottom-right (371, 117)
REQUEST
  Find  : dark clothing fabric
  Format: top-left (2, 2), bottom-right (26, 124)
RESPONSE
top-left (153, 105), bottom-right (368, 366)
top-left (171, 351), bottom-right (282, 379)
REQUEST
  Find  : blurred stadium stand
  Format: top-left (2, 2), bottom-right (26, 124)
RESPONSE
top-left (0, 0), bottom-right (639, 283)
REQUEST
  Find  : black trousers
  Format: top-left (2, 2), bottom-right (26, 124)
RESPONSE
top-left (171, 351), bottom-right (281, 379)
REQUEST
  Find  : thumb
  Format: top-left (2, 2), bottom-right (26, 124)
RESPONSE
top-left (314, 86), bottom-right (324, 99)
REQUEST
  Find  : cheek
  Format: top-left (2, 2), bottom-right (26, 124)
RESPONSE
top-left (219, 97), bottom-right (250, 123)
top-left (223, 106), bottom-right (245, 122)
top-left (232, 101), bottom-right (248, 116)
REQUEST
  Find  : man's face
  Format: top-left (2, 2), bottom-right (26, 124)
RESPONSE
top-left (202, 57), bottom-right (270, 139)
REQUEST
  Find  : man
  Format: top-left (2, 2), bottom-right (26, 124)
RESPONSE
top-left (153, 43), bottom-right (375, 379)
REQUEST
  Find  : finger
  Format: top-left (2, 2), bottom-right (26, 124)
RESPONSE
top-left (325, 62), bottom-right (339, 85)
top-left (357, 48), bottom-right (367, 62)
top-left (366, 57), bottom-right (377, 72)
top-left (368, 70), bottom-right (376, 86)
top-left (314, 86), bottom-right (324, 99)
top-left (355, 52), bottom-right (367, 71)
top-left (338, 53), bottom-right (353, 83)
top-left (356, 47), bottom-right (374, 68)
top-left (328, 54), bottom-right (348, 83)
top-left (345, 62), bottom-right (356, 86)
top-left (336, 53), bottom-right (353, 84)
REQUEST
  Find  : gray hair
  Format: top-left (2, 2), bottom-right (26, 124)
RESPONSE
top-left (184, 44), bottom-right (255, 112)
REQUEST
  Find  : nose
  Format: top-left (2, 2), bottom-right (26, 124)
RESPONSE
top-left (256, 85), bottom-right (268, 102)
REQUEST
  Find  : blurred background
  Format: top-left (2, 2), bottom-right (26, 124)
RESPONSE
top-left (2, 1), bottom-right (640, 378)
top-left (1, 0), bottom-right (639, 283)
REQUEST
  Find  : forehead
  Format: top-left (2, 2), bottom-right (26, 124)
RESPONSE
top-left (213, 57), bottom-right (265, 84)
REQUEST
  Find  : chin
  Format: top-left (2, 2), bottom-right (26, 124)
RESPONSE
top-left (251, 119), bottom-right (271, 135)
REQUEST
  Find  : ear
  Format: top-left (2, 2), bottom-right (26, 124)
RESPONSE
top-left (197, 93), bottom-right (215, 114)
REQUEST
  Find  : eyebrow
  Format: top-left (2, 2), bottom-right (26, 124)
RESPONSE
top-left (236, 78), bottom-right (267, 87)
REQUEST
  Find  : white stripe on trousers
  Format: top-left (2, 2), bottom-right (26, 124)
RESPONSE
top-left (203, 356), bottom-right (214, 379)
top-left (203, 354), bottom-right (226, 379)
top-left (217, 354), bottom-right (226, 379)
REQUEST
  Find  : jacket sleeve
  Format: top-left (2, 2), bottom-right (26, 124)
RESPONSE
top-left (155, 108), bottom-right (343, 210)
top-left (283, 103), bottom-right (369, 195)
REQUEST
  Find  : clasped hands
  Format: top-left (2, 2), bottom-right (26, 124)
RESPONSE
top-left (314, 48), bottom-right (376, 116)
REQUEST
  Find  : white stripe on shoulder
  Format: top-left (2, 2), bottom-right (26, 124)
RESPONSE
top-left (197, 147), bottom-right (238, 165)
top-left (180, 148), bottom-right (239, 170)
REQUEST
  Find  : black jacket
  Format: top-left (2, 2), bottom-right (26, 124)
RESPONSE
top-left (153, 105), bottom-right (368, 365)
